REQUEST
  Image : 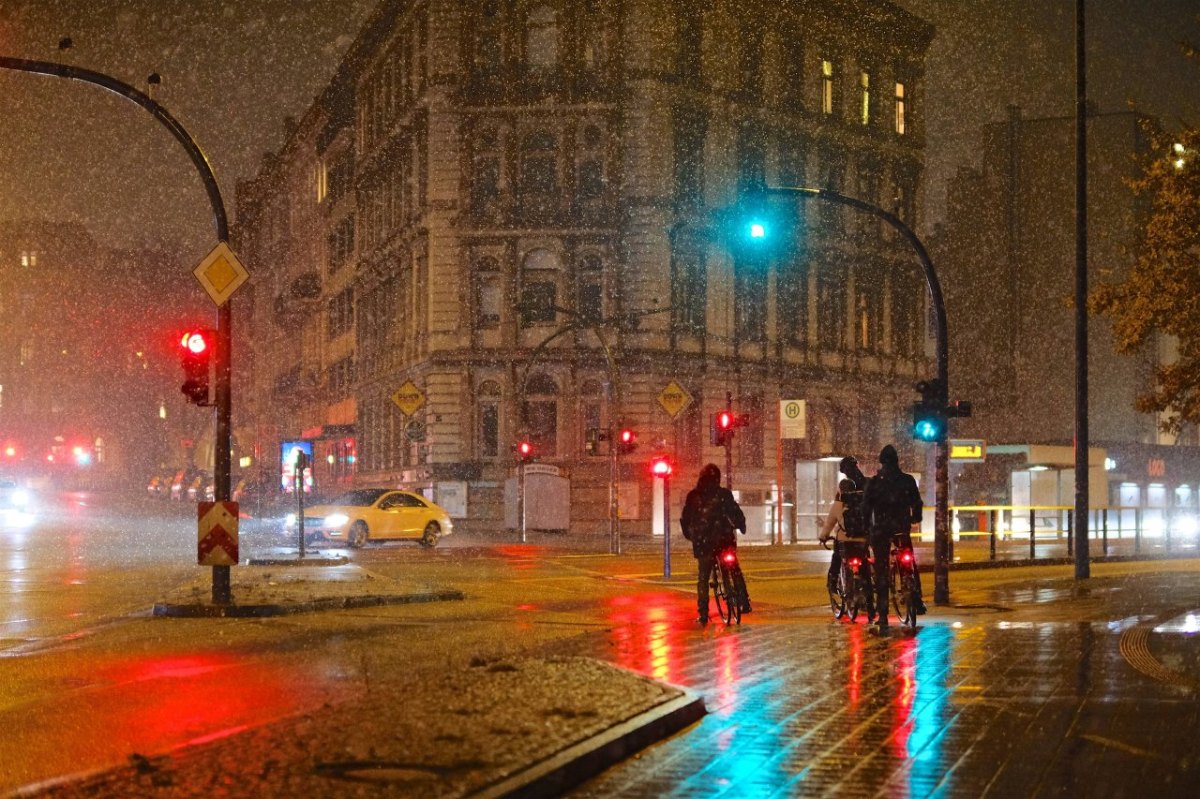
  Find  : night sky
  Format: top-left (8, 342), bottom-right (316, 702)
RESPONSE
top-left (1, 0), bottom-right (1198, 263)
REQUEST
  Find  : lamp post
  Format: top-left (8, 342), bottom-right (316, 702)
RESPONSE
top-left (1, 56), bottom-right (235, 604)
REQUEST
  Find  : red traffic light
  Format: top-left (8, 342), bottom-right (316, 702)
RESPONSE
top-left (181, 330), bottom-right (210, 355)
top-left (619, 428), bottom-right (635, 445)
top-left (650, 457), bottom-right (673, 477)
top-left (517, 441), bottom-right (534, 460)
top-left (716, 410), bottom-right (734, 430)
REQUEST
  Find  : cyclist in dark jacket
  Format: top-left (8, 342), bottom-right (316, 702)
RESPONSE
top-left (681, 463), bottom-right (748, 624)
top-left (862, 444), bottom-right (926, 630)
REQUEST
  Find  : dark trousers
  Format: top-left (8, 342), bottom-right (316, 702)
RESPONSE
top-left (871, 531), bottom-right (924, 623)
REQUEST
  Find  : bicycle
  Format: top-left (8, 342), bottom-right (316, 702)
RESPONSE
top-left (709, 547), bottom-right (747, 625)
top-left (888, 539), bottom-right (920, 629)
top-left (822, 538), bottom-right (874, 622)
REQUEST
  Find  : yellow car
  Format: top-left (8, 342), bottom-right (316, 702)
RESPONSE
top-left (294, 488), bottom-right (453, 548)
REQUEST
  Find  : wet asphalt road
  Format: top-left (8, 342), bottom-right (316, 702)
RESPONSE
top-left (2, 492), bottom-right (1198, 797)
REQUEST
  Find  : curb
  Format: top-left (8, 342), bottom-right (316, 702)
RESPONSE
top-left (151, 587), bottom-right (465, 618)
top-left (943, 551), bottom-right (1200, 572)
top-left (470, 691), bottom-right (707, 799)
top-left (245, 554), bottom-right (349, 566)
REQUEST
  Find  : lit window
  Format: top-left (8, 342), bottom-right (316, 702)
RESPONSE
top-left (821, 60), bottom-right (834, 115)
top-left (895, 82), bottom-right (906, 135)
top-left (860, 71), bottom-right (870, 125)
top-left (526, 5), bottom-right (559, 71)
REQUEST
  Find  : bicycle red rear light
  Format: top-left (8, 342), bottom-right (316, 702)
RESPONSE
top-left (723, 552), bottom-right (736, 564)
top-left (848, 557), bottom-right (861, 568)
top-left (901, 550), bottom-right (913, 564)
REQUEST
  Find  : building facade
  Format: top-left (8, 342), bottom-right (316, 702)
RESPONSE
top-left (234, 0), bottom-right (936, 537)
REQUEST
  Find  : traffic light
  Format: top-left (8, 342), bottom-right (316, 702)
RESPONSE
top-left (911, 379), bottom-right (947, 442)
top-left (515, 440), bottom-right (535, 462)
top-left (711, 410), bottom-right (735, 446)
top-left (650, 455), bottom-right (673, 478)
top-left (617, 426), bottom-right (638, 454)
top-left (180, 329), bottom-right (214, 405)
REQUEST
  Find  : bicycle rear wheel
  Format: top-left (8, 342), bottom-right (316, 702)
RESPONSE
top-left (899, 570), bottom-right (918, 628)
top-left (830, 566), bottom-right (847, 618)
top-left (711, 564), bottom-right (730, 624)
top-left (715, 559), bottom-right (734, 623)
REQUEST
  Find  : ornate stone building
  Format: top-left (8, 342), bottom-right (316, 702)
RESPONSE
top-left (234, 0), bottom-right (935, 538)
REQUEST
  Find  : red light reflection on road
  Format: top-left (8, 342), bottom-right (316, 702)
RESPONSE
top-left (846, 623), bottom-right (864, 708)
top-left (891, 636), bottom-right (918, 759)
top-left (491, 544), bottom-right (547, 570)
top-left (606, 591), bottom-right (692, 685)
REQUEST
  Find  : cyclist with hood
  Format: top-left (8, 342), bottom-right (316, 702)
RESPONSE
top-left (681, 463), bottom-right (749, 624)
top-left (863, 444), bottom-right (927, 631)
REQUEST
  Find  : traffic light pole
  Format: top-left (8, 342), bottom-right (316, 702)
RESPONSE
top-left (764, 186), bottom-right (952, 605)
top-left (1, 57), bottom-right (235, 604)
top-left (724, 392), bottom-right (734, 491)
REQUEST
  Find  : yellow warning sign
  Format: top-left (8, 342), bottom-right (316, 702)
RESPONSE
top-left (391, 380), bottom-right (425, 416)
top-left (193, 242), bottom-right (249, 306)
top-left (657, 381), bottom-right (693, 419)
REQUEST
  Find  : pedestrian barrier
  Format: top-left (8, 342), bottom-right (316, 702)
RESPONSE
top-left (911, 504), bottom-right (1199, 561)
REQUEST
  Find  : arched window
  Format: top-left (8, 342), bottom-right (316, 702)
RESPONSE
top-left (478, 379), bottom-right (502, 458)
top-left (525, 5), bottom-right (560, 71)
top-left (523, 373), bottom-right (559, 456)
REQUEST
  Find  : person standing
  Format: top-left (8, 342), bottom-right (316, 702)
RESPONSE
top-left (863, 444), bottom-right (926, 631)
top-left (681, 463), bottom-right (749, 624)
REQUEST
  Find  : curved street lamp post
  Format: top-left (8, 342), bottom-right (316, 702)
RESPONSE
top-left (1, 56), bottom-right (236, 603)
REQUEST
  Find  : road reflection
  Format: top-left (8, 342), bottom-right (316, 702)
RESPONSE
top-left (888, 627), bottom-right (953, 797)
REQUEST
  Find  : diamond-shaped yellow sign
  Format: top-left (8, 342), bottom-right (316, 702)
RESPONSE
top-left (391, 380), bottom-right (425, 416)
top-left (657, 381), bottom-right (693, 419)
top-left (194, 242), bottom-right (249, 306)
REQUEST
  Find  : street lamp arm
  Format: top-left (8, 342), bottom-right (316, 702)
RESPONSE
top-left (0, 56), bottom-right (229, 241)
top-left (765, 185), bottom-right (947, 393)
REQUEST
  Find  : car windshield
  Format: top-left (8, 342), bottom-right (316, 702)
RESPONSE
top-left (328, 489), bottom-right (390, 507)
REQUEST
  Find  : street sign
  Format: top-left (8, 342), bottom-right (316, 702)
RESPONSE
top-left (391, 380), bottom-right (425, 416)
top-left (405, 419), bottom-right (427, 442)
top-left (193, 242), bottom-right (249, 306)
top-left (197, 501), bottom-right (239, 566)
top-left (779, 399), bottom-right (807, 439)
top-left (950, 439), bottom-right (986, 462)
top-left (657, 381), bottom-right (693, 419)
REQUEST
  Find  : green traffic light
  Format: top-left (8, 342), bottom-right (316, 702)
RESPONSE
top-left (913, 418), bottom-right (943, 442)
top-left (748, 221), bottom-right (766, 239)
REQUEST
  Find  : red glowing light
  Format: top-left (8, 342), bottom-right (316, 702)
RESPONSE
top-left (723, 551), bottom-right (736, 564)
top-left (517, 441), bottom-right (532, 456)
top-left (181, 330), bottom-right (209, 355)
top-left (900, 550), bottom-right (914, 564)
top-left (848, 557), bottom-right (861, 568)
top-left (716, 411), bottom-right (734, 429)
top-left (620, 428), bottom-right (634, 444)
top-left (651, 458), bottom-right (672, 477)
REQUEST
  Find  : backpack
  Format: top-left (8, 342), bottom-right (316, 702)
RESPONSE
top-left (840, 485), bottom-right (867, 539)
top-left (690, 489), bottom-right (735, 549)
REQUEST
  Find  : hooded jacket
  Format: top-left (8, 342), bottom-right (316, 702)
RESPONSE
top-left (863, 446), bottom-right (923, 537)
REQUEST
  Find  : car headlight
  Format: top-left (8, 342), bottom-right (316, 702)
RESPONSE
top-left (324, 513), bottom-right (349, 528)
top-left (285, 513), bottom-right (296, 526)
top-left (12, 489), bottom-right (29, 506)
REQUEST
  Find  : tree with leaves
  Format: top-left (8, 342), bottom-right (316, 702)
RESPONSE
top-left (1091, 111), bottom-right (1200, 435)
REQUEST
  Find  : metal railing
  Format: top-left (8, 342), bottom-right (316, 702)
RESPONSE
top-left (912, 505), bottom-right (1199, 561)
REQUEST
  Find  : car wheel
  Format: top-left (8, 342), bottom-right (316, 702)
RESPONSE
top-left (349, 521), bottom-right (368, 548)
top-left (420, 522), bottom-right (440, 548)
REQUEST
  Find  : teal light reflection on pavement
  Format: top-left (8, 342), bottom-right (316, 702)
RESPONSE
top-left (892, 626), bottom-right (953, 794)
